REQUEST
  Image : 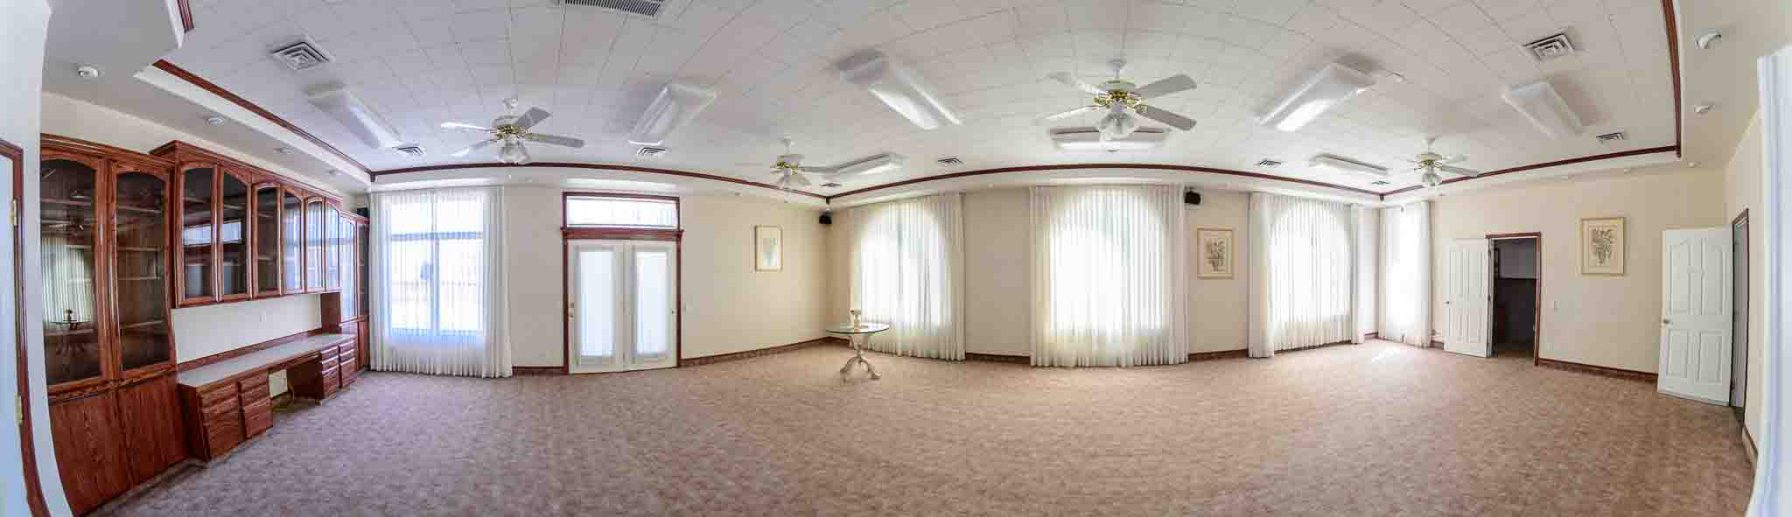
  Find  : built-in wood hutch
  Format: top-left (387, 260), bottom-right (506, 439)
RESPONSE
top-left (40, 135), bottom-right (368, 514)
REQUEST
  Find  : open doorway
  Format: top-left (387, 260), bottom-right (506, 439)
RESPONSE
top-left (1489, 235), bottom-right (1539, 359)
top-left (1732, 210), bottom-right (1749, 421)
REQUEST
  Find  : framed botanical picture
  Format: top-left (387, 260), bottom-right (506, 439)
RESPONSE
top-left (1580, 217), bottom-right (1626, 275)
top-left (754, 225), bottom-right (783, 271)
top-left (1196, 228), bottom-right (1234, 278)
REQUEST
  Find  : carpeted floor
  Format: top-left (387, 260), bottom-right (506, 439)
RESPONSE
top-left (110, 341), bottom-right (1753, 516)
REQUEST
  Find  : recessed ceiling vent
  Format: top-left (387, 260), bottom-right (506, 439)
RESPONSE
top-left (1256, 159), bottom-right (1282, 168)
top-left (394, 145), bottom-right (425, 157)
top-left (821, 182), bottom-right (843, 188)
top-left (1596, 131), bottom-right (1627, 142)
top-left (556, 0), bottom-right (665, 17)
top-left (635, 146), bottom-right (668, 158)
top-left (1371, 180), bottom-right (1390, 185)
top-left (1524, 33), bottom-right (1576, 61)
top-left (936, 157), bottom-right (964, 166)
top-left (271, 40), bottom-right (332, 71)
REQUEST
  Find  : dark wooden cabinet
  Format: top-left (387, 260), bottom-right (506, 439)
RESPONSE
top-left (117, 375), bottom-right (187, 481)
top-left (47, 391), bottom-right (130, 515)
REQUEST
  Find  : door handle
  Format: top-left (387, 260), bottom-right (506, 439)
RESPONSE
top-left (1663, 318), bottom-right (1671, 325)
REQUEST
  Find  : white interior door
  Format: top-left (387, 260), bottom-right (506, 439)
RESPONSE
top-left (1444, 238), bottom-right (1491, 357)
top-left (568, 240), bottom-right (678, 373)
top-left (1659, 228), bottom-right (1731, 404)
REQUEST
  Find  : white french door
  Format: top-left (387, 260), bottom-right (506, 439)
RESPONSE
top-left (1658, 228), bottom-right (1731, 404)
top-left (1443, 238), bottom-right (1491, 357)
top-left (568, 239), bottom-right (677, 373)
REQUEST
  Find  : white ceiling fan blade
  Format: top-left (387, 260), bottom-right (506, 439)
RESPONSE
top-left (450, 138), bottom-right (496, 157)
top-left (512, 107), bottom-right (551, 130)
top-left (1442, 154), bottom-right (1469, 164)
top-left (1039, 106), bottom-right (1101, 124)
top-left (1132, 74), bottom-right (1197, 99)
top-left (440, 121), bottom-right (492, 131)
top-left (523, 133), bottom-right (585, 148)
top-left (1439, 165), bottom-right (1482, 177)
top-left (1047, 72), bottom-right (1105, 95)
top-left (789, 172), bottom-right (813, 187)
top-left (1137, 105), bottom-right (1197, 130)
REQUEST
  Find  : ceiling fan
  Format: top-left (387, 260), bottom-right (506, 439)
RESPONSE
top-left (763, 138), bottom-right (839, 190)
top-left (440, 98), bottom-right (585, 165)
top-left (1041, 59), bottom-right (1199, 141)
top-left (1410, 138), bottom-right (1481, 188)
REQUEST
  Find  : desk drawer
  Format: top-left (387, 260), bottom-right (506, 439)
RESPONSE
top-left (202, 416), bottom-right (244, 459)
top-left (200, 394), bottom-right (238, 420)
top-left (238, 376), bottom-right (269, 402)
top-left (241, 398), bottom-right (272, 438)
top-left (197, 384), bottom-right (236, 406)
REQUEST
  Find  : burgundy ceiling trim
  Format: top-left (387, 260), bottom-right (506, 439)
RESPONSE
top-left (1660, 0), bottom-right (1683, 157)
top-left (825, 163), bottom-right (1384, 200)
top-left (178, 0), bottom-right (194, 32)
top-left (370, 162), bottom-right (829, 200)
top-left (1378, 145), bottom-right (1680, 197)
top-left (150, 60), bottom-right (369, 174)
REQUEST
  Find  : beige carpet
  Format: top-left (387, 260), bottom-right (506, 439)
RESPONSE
top-left (112, 341), bottom-right (1753, 516)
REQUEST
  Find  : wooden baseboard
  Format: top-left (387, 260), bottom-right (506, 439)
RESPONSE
top-left (964, 353), bottom-right (1030, 364)
top-left (177, 328), bottom-right (328, 372)
top-left (1430, 340), bottom-right (1444, 348)
top-left (680, 337), bottom-right (845, 367)
top-left (1363, 332), bottom-right (1379, 340)
top-left (511, 366), bottom-right (563, 375)
top-left (1535, 357), bottom-right (1658, 382)
top-left (1189, 349), bottom-right (1248, 362)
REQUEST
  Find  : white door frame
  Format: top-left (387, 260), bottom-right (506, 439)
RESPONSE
top-left (1443, 238), bottom-right (1492, 357)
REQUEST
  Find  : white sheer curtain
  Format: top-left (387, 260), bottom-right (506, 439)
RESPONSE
top-left (1379, 201), bottom-right (1431, 347)
top-left (371, 187), bottom-right (509, 378)
top-left (847, 193), bottom-right (964, 360)
top-left (1030, 185), bottom-right (1186, 367)
top-left (1248, 193), bottom-right (1358, 357)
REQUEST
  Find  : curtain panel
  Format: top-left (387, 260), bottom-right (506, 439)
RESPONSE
top-left (371, 187), bottom-right (510, 378)
top-left (1379, 201), bottom-right (1432, 347)
top-left (1030, 184), bottom-right (1187, 367)
top-left (846, 193), bottom-right (965, 360)
top-left (1248, 193), bottom-right (1359, 357)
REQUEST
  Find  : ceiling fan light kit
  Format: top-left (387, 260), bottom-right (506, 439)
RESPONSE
top-left (440, 99), bottom-right (585, 164)
top-left (838, 50), bottom-right (962, 130)
top-left (1501, 81), bottom-right (1584, 138)
top-left (628, 81), bottom-right (717, 146)
top-left (1257, 62), bottom-right (1376, 132)
top-left (307, 85), bottom-right (404, 149)
top-left (1051, 127), bottom-right (1167, 151)
top-left (1308, 153), bottom-right (1389, 178)
top-left (1040, 60), bottom-right (1199, 143)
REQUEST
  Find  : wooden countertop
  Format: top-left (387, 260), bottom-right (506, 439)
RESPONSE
top-left (177, 333), bottom-right (354, 388)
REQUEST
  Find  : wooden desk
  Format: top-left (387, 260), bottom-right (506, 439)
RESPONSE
top-left (176, 333), bottom-right (357, 461)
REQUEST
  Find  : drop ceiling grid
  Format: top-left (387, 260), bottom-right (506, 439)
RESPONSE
top-left (162, 0), bottom-right (1675, 193)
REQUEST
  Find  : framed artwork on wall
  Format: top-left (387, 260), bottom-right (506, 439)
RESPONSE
top-left (1580, 216), bottom-right (1626, 275)
top-left (1196, 228), bottom-right (1234, 278)
top-left (754, 225), bottom-right (783, 271)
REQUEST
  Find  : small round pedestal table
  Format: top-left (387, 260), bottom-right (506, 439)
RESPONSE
top-left (826, 322), bottom-right (890, 380)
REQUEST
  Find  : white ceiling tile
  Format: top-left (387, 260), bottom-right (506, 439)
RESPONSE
top-left (449, 9), bottom-right (510, 42)
top-left (458, 40), bottom-right (512, 65)
top-left (1481, 47), bottom-right (1541, 83)
top-left (1425, 1), bottom-right (1497, 35)
top-left (1471, 0), bottom-right (1537, 22)
top-left (1063, 0), bottom-right (1127, 30)
top-left (1497, 10), bottom-right (1563, 43)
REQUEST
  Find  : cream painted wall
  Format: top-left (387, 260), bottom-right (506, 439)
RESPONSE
top-left (1429, 168), bottom-right (1726, 373)
top-left (1725, 114), bottom-right (1766, 442)
top-left (38, 90), bottom-right (328, 365)
top-left (1189, 190), bottom-right (1250, 353)
top-left (502, 188), bottom-right (829, 365)
top-left (1356, 208), bottom-right (1380, 339)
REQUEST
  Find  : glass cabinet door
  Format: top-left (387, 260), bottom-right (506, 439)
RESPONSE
top-left (305, 199), bottom-right (324, 291)
top-left (337, 214), bottom-right (355, 321)
top-left (282, 190), bottom-right (303, 292)
top-left (113, 171), bottom-right (171, 371)
top-left (179, 165), bottom-right (215, 302)
top-left (325, 207), bottom-right (341, 291)
top-left (253, 185), bottom-right (280, 297)
top-left (218, 171), bottom-right (250, 299)
top-left (357, 221), bottom-right (368, 317)
top-left (41, 158), bottom-right (103, 386)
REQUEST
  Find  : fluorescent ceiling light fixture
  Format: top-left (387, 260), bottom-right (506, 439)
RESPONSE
top-left (629, 81), bottom-right (717, 146)
top-left (835, 153), bottom-right (905, 176)
top-left (307, 85), bottom-right (404, 149)
top-left (1308, 153), bottom-right (1389, 177)
top-left (1501, 81), bottom-right (1583, 139)
top-left (1051, 127), bottom-right (1168, 151)
top-left (1257, 63), bottom-right (1376, 132)
top-left (837, 50), bottom-right (961, 130)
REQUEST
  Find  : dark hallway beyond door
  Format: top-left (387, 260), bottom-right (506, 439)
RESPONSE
top-left (1491, 237), bottom-right (1538, 358)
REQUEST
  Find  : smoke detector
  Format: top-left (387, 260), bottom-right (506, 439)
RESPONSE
top-left (271, 40), bottom-right (333, 71)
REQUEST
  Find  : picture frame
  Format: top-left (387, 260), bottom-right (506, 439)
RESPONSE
top-left (1580, 216), bottom-right (1626, 275)
top-left (754, 225), bottom-right (783, 271)
top-left (1195, 228), bottom-right (1234, 279)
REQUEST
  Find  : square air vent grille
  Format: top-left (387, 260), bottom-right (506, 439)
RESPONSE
top-left (394, 145), bottom-right (425, 157)
top-left (557, 0), bottom-right (665, 17)
top-left (1524, 33), bottom-right (1576, 61)
top-left (635, 146), bottom-right (668, 158)
top-left (821, 182), bottom-right (843, 188)
top-left (271, 40), bottom-right (332, 71)
top-left (1256, 159), bottom-right (1282, 168)
top-left (936, 157), bottom-right (964, 166)
top-left (1596, 131), bottom-right (1627, 143)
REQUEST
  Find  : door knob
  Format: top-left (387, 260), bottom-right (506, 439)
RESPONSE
top-left (1663, 318), bottom-right (1671, 325)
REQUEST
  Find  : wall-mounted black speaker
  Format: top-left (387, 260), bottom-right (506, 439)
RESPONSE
top-left (1183, 191), bottom-right (1201, 206)
top-left (819, 212), bottom-right (833, 225)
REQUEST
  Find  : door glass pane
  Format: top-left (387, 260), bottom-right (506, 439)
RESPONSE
top-left (326, 209), bottom-right (342, 291)
top-left (577, 248), bottom-right (616, 361)
top-left (219, 173), bottom-right (249, 297)
top-left (115, 172), bottom-right (171, 370)
top-left (634, 249), bottom-right (670, 358)
top-left (339, 215), bottom-right (356, 321)
top-left (41, 159), bottom-right (102, 385)
top-left (357, 223), bottom-right (369, 317)
top-left (180, 166), bottom-right (214, 299)
top-left (254, 186), bottom-right (279, 295)
top-left (282, 191), bottom-right (302, 291)
top-left (306, 200), bottom-right (324, 290)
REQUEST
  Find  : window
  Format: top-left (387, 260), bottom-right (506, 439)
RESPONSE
top-left (564, 195), bottom-right (677, 228)
top-left (849, 194), bottom-right (962, 359)
top-left (1031, 185), bottom-right (1186, 367)
top-left (1250, 193), bottom-right (1357, 355)
top-left (380, 188), bottom-right (496, 337)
